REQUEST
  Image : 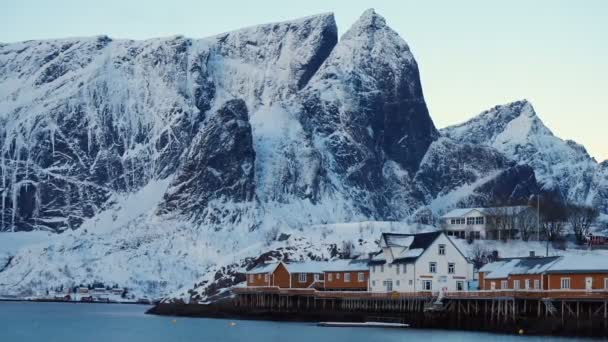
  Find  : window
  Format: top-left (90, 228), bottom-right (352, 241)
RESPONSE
top-left (534, 279), bottom-right (540, 290)
top-left (314, 274), bottom-right (320, 282)
top-left (456, 281), bottom-right (464, 291)
top-left (372, 265), bottom-right (376, 273)
top-left (467, 217), bottom-right (475, 225)
top-left (380, 265), bottom-right (384, 273)
top-left (525, 279), bottom-right (530, 290)
top-left (491, 282), bottom-right (496, 290)
top-left (328, 273), bottom-right (333, 282)
top-left (429, 262), bottom-right (437, 273)
top-left (358, 272), bottom-right (364, 282)
top-left (372, 280), bottom-right (376, 286)
top-left (448, 263), bottom-right (455, 274)
top-left (438, 244), bottom-right (446, 255)
top-left (388, 263), bottom-right (392, 269)
top-left (249, 274), bottom-right (254, 283)
top-left (605, 278), bottom-right (608, 289)
top-left (299, 273), bottom-right (307, 283)
top-left (475, 217), bottom-right (484, 225)
top-left (513, 280), bottom-right (520, 290)
top-left (344, 273), bottom-right (351, 282)
top-left (264, 274), bottom-right (269, 282)
top-left (423, 280), bottom-right (432, 291)
top-left (336, 273), bottom-right (340, 280)
top-left (501, 280), bottom-right (508, 289)
top-left (451, 219), bottom-right (456, 225)
top-left (257, 274), bottom-right (261, 280)
top-left (396, 264), bottom-right (400, 274)
top-left (403, 264), bottom-right (407, 273)
top-left (409, 280), bottom-right (413, 286)
top-left (474, 231), bottom-right (481, 240)
top-left (396, 280), bottom-right (400, 286)
top-left (561, 278), bottom-right (571, 289)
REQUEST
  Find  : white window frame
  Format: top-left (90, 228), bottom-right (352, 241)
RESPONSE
top-left (249, 274), bottom-right (254, 283)
top-left (264, 273), bottom-right (269, 283)
top-left (298, 273), bottom-right (307, 283)
top-left (336, 273), bottom-right (340, 280)
top-left (408, 280), bottom-right (413, 286)
top-left (357, 272), bottom-right (364, 282)
top-left (429, 262), bottom-right (437, 273)
top-left (534, 279), bottom-right (540, 290)
top-left (513, 279), bottom-right (520, 290)
top-left (344, 273), bottom-right (350, 282)
top-left (380, 265), bottom-right (384, 273)
top-left (396, 264), bottom-right (400, 274)
top-left (314, 274), bottom-right (320, 282)
top-left (372, 280), bottom-right (376, 286)
top-left (438, 244), bottom-right (446, 255)
top-left (525, 279), bottom-right (530, 290)
top-left (403, 264), bottom-right (407, 273)
top-left (605, 278), bottom-right (608, 289)
top-left (372, 265), bottom-right (376, 273)
top-left (501, 280), bottom-right (508, 289)
top-left (396, 280), bottom-right (400, 286)
top-left (422, 280), bottom-right (432, 291)
top-left (561, 277), bottom-right (571, 289)
top-left (327, 273), bottom-right (332, 282)
top-left (448, 263), bottom-right (455, 274)
top-left (257, 274), bottom-right (261, 280)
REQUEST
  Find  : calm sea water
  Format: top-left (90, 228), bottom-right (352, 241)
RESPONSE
top-left (0, 301), bottom-right (602, 342)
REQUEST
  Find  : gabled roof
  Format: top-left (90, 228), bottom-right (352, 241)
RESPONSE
top-left (441, 206), bottom-right (531, 218)
top-left (545, 255), bottom-right (608, 274)
top-left (375, 231), bottom-right (444, 264)
top-left (322, 259), bottom-right (369, 272)
top-left (483, 257), bottom-right (560, 279)
top-left (246, 261), bottom-right (282, 274)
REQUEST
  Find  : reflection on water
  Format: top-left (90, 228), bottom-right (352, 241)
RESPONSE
top-left (0, 302), bottom-right (601, 342)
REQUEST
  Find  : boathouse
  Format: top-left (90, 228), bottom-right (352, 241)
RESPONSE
top-left (323, 259), bottom-right (369, 291)
top-left (545, 255), bottom-right (608, 291)
top-left (287, 261), bottom-right (326, 289)
top-left (479, 256), bottom-right (559, 290)
top-left (246, 261), bottom-right (290, 288)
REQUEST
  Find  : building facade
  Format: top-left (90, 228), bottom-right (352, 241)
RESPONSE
top-left (323, 259), bottom-right (369, 291)
top-left (440, 206), bottom-right (537, 241)
top-left (368, 232), bottom-right (473, 293)
top-left (245, 262), bottom-right (290, 288)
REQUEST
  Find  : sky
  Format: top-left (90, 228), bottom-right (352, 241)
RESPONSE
top-left (1, 0), bottom-right (607, 161)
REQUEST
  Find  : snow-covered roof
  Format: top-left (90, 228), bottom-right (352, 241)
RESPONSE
top-left (441, 206), bottom-right (530, 218)
top-left (397, 248), bottom-right (424, 259)
top-left (246, 262), bottom-right (281, 274)
top-left (483, 257), bottom-right (560, 279)
top-left (546, 255), bottom-right (608, 274)
top-left (321, 259), bottom-right (369, 272)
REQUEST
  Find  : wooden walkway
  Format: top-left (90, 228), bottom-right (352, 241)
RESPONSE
top-left (233, 287), bottom-right (608, 323)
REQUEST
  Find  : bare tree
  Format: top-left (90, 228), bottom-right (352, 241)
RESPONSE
top-left (518, 209), bottom-right (538, 242)
top-left (567, 205), bottom-right (599, 245)
top-left (468, 245), bottom-right (492, 270)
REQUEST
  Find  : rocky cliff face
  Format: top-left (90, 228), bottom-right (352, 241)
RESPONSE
top-left (442, 100), bottom-right (603, 211)
top-left (0, 10), bottom-right (573, 299)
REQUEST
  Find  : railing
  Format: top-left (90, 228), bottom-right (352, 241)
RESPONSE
top-left (234, 287), bottom-right (608, 300)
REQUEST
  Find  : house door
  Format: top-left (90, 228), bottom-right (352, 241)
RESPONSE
top-left (386, 280), bottom-right (393, 292)
top-left (585, 277), bottom-right (593, 291)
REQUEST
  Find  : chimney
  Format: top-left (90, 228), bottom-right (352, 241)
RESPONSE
top-left (529, 251), bottom-right (536, 258)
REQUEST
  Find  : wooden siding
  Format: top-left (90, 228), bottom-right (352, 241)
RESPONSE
top-left (246, 263), bottom-right (291, 288)
top-left (324, 271), bottom-right (369, 290)
top-left (290, 272), bottom-right (323, 289)
top-left (547, 273), bottom-right (608, 290)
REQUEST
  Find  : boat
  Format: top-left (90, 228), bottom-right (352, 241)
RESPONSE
top-left (317, 322), bottom-right (409, 328)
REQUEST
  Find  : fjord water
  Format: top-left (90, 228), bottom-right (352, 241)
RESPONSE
top-left (0, 302), bottom-right (598, 342)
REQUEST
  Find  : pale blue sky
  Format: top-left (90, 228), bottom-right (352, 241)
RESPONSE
top-left (2, 0), bottom-right (607, 160)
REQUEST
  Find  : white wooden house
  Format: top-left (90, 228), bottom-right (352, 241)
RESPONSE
top-left (368, 231), bottom-right (473, 293)
top-left (440, 206), bottom-right (536, 240)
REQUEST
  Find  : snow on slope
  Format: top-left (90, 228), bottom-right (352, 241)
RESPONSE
top-left (0, 10), bottom-right (568, 300)
top-left (442, 100), bottom-right (601, 209)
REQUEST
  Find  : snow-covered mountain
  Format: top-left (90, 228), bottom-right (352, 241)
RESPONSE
top-left (0, 10), bottom-right (564, 299)
top-left (442, 100), bottom-right (606, 212)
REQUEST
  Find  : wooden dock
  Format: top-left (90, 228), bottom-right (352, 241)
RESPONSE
top-left (233, 287), bottom-right (608, 326)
